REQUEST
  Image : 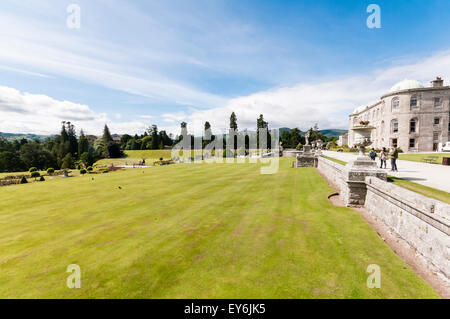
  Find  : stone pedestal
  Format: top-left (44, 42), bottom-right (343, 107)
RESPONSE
top-left (283, 150), bottom-right (302, 158)
top-left (343, 157), bottom-right (386, 207)
top-left (294, 145), bottom-right (318, 168)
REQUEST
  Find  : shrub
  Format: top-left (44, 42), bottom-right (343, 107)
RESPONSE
top-left (102, 170), bottom-right (109, 174)
top-left (20, 176), bottom-right (28, 184)
top-left (29, 167), bottom-right (38, 173)
top-left (31, 171), bottom-right (40, 180)
top-left (87, 166), bottom-right (93, 172)
top-left (61, 153), bottom-right (74, 169)
top-left (47, 168), bottom-right (55, 175)
top-left (296, 143), bottom-right (303, 150)
top-left (159, 157), bottom-right (164, 161)
top-left (80, 169), bottom-right (87, 175)
top-left (39, 176), bottom-right (45, 182)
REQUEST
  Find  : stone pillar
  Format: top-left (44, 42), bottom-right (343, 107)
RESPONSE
top-left (343, 156), bottom-right (386, 207)
top-left (294, 145), bottom-right (318, 167)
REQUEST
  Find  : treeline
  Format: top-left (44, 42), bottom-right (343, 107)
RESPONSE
top-left (176, 113), bottom-right (336, 150)
top-left (118, 125), bottom-right (173, 150)
top-left (0, 113), bottom-right (338, 172)
top-left (280, 124), bottom-right (337, 149)
top-left (0, 122), bottom-right (123, 172)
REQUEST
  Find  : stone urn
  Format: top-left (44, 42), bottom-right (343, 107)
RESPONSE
top-left (352, 125), bottom-right (374, 157)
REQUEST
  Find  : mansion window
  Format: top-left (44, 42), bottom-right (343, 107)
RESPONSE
top-left (410, 119), bottom-right (417, 133)
top-left (434, 97), bottom-right (442, 107)
top-left (392, 98), bottom-right (400, 110)
top-left (434, 118), bottom-right (440, 125)
top-left (410, 96), bottom-right (418, 108)
top-left (409, 139), bottom-right (415, 148)
top-left (433, 132), bottom-right (439, 141)
top-left (392, 120), bottom-right (399, 133)
top-left (392, 138), bottom-right (398, 148)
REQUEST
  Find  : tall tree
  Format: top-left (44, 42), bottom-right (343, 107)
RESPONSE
top-left (66, 121), bottom-right (78, 155)
top-left (102, 124), bottom-right (113, 144)
top-left (256, 114), bottom-right (269, 149)
top-left (204, 121), bottom-right (211, 140)
top-left (60, 121), bottom-right (69, 142)
top-left (229, 112), bottom-right (238, 130)
top-left (180, 122), bottom-right (188, 141)
top-left (149, 125), bottom-right (159, 150)
top-left (256, 114), bottom-right (268, 130)
top-left (78, 129), bottom-right (89, 155)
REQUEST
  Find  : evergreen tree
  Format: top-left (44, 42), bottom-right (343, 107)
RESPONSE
top-left (229, 112), bottom-right (238, 130)
top-left (204, 121), bottom-right (212, 140)
top-left (229, 112), bottom-right (238, 150)
top-left (61, 153), bottom-right (74, 169)
top-left (102, 124), bottom-right (113, 144)
top-left (66, 121), bottom-right (78, 156)
top-left (149, 125), bottom-right (159, 150)
top-left (256, 114), bottom-right (268, 149)
top-left (78, 129), bottom-right (89, 155)
top-left (179, 122), bottom-right (188, 142)
top-left (60, 121), bottom-right (69, 142)
top-left (257, 114), bottom-right (268, 130)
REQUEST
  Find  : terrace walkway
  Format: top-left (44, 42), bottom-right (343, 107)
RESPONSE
top-left (322, 151), bottom-right (450, 193)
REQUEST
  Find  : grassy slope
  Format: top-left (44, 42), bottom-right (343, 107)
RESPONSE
top-left (321, 156), bottom-right (450, 204)
top-left (387, 176), bottom-right (450, 204)
top-left (398, 153), bottom-right (448, 164)
top-left (0, 159), bottom-right (438, 298)
top-left (322, 156), bottom-right (347, 166)
top-left (94, 150), bottom-right (173, 167)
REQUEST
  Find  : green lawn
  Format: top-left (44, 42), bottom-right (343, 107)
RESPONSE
top-left (398, 153), bottom-right (448, 165)
top-left (387, 176), bottom-right (450, 204)
top-left (94, 150), bottom-right (173, 167)
top-left (0, 159), bottom-right (438, 298)
top-left (323, 156), bottom-right (347, 166)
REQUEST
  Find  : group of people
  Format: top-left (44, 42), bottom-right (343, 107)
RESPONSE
top-left (368, 146), bottom-right (399, 172)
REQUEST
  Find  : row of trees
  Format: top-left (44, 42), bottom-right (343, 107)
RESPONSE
top-left (175, 113), bottom-right (270, 150)
top-left (0, 122), bottom-right (122, 172)
top-left (0, 114), bottom-right (338, 172)
top-left (118, 125), bottom-right (173, 150)
top-left (176, 113), bottom-right (336, 150)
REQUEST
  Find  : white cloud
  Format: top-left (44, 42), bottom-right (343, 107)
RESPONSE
top-left (181, 50), bottom-right (450, 134)
top-left (162, 111), bottom-right (187, 123)
top-left (0, 86), bottom-right (147, 135)
top-left (2, 49), bottom-right (450, 137)
top-left (0, 8), bottom-right (227, 109)
top-left (0, 65), bottom-right (50, 78)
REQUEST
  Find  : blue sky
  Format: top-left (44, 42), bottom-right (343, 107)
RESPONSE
top-left (1, 0), bottom-right (450, 135)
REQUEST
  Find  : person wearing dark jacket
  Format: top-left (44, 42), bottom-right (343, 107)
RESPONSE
top-left (380, 147), bottom-right (388, 169)
top-left (369, 148), bottom-right (377, 161)
top-left (390, 146), bottom-right (398, 172)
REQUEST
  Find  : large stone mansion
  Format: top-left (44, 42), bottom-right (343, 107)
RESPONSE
top-left (347, 77), bottom-right (450, 152)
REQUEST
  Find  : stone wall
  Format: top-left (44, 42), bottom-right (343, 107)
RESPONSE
top-left (283, 150), bottom-right (301, 157)
top-left (365, 176), bottom-right (450, 279)
top-left (316, 156), bottom-right (346, 194)
top-left (316, 156), bottom-right (449, 280)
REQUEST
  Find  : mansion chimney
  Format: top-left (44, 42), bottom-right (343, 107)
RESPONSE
top-left (431, 77), bottom-right (444, 87)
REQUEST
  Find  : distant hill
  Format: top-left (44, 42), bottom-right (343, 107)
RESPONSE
top-left (0, 132), bottom-right (51, 141)
top-left (277, 128), bottom-right (347, 137)
top-left (319, 129), bottom-right (348, 137)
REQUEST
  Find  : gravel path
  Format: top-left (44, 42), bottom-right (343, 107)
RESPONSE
top-left (322, 151), bottom-right (450, 193)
